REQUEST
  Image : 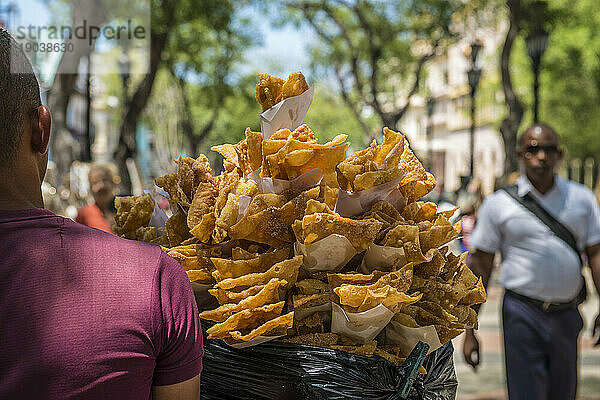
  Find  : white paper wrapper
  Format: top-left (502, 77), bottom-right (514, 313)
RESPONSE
top-left (334, 174), bottom-right (407, 218)
top-left (385, 320), bottom-right (442, 356)
top-left (360, 244), bottom-right (407, 273)
top-left (294, 234), bottom-right (357, 273)
top-left (262, 168), bottom-right (323, 195)
top-left (143, 190), bottom-right (170, 230)
top-left (246, 169), bottom-right (264, 193)
top-left (260, 86), bottom-right (315, 140)
top-left (246, 167), bottom-right (323, 195)
top-left (331, 303), bottom-right (394, 344)
top-left (237, 195), bottom-right (253, 222)
top-left (294, 302), bottom-right (332, 323)
top-left (227, 335), bottom-right (284, 349)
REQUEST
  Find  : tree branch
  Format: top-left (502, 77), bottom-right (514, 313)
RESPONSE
top-left (334, 63), bottom-right (371, 138)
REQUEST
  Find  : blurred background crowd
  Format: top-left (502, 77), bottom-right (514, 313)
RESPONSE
top-left (1, 0), bottom-right (599, 226)
top-left (2, 0), bottom-right (600, 396)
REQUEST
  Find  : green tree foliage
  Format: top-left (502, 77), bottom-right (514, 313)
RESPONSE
top-left (510, 0), bottom-right (600, 161)
top-left (281, 0), bottom-right (489, 138)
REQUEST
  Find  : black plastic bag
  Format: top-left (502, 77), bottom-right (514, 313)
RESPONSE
top-left (200, 332), bottom-right (457, 400)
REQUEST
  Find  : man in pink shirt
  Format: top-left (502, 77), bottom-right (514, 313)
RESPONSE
top-left (0, 28), bottom-right (203, 400)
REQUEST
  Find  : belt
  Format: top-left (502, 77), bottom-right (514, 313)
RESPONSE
top-left (504, 287), bottom-right (585, 313)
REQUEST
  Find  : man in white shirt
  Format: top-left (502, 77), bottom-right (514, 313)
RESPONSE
top-left (462, 123), bottom-right (600, 399)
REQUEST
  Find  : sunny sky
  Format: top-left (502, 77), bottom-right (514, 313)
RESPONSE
top-left (4, 0), bottom-right (315, 83)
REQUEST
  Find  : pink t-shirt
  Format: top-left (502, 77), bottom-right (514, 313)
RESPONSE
top-left (0, 208), bottom-right (203, 400)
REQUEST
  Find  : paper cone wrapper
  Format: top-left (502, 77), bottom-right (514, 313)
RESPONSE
top-left (331, 303), bottom-right (394, 344)
top-left (334, 175), bottom-right (406, 218)
top-left (360, 244), bottom-right (407, 273)
top-left (385, 320), bottom-right (443, 357)
top-left (294, 234), bottom-right (357, 273)
top-left (247, 167), bottom-right (323, 195)
top-left (260, 86), bottom-right (315, 140)
top-left (143, 190), bottom-right (169, 230)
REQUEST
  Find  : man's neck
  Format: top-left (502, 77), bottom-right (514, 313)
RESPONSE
top-left (0, 188), bottom-right (43, 210)
top-left (526, 172), bottom-right (555, 195)
top-left (0, 164), bottom-right (44, 210)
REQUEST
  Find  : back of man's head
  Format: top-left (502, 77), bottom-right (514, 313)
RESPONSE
top-left (0, 28), bottom-right (42, 166)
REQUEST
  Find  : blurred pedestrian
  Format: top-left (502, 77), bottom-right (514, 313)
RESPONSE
top-left (0, 29), bottom-right (202, 400)
top-left (75, 164), bottom-right (116, 233)
top-left (462, 123), bottom-right (600, 399)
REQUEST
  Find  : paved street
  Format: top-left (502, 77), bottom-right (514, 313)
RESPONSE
top-left (452, 267), bottom-right (600, 399)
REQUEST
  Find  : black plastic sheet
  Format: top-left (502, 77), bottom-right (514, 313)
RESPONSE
top-left (200, 331), bottom-right (457, 399)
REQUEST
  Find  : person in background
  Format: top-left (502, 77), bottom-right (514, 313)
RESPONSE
top-left (0, 28), bottom-right (203, 400)
top-left (76, 164), bottom-right (116, 233)
top-left (462, 123), bottom-right (600, 399)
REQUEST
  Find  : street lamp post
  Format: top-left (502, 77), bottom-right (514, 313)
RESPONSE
top-left (426, 97), bottom-right (435, 171)
top-left (525, 29), bottom-right (549, 123)
top-left (466, 41), bottom-right (482, 182)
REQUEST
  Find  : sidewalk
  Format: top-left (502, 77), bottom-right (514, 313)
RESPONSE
top-left (451, 268), bottom-right (600, 399)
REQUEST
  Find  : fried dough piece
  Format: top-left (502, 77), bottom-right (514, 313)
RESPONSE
top-left (209, 284), bottom-right (265, 305)
top-left (331, 341), bottom-right (378, 357)
top-left (334, 268), bottom-right (421, 314)
top-left (215, 256), bottom-right (303, 291)
top-left (392, 312), bottom-right (419, 328)
top-left (211, 129), bottom-right (263, 175)
top-left (114, 193), bottom-right (154, 233)
top-left (261, 125), bottom-right (348, 180)
top-left (230, 188), bottom-right (321, 248)
top-left (199, 278), bottom-right (286, 322)
top-left (186, 269), bottom-right (213, 284)
top-left (211, 248), bottom-right (290, 280)
top-left (206, 301), bottom-right (285, 339)
top-left (295, 312), bottom-right (324, 335)
top-left (383, 224), bottom-right (428, 264)
top-left (281, 72), bottom-right (310, 100)
top-left (229, 311), bottom-right (294, 341)
top-left (280, 333), bottom-right (340, 347)
top-left (418, 215), bottom-right (461, 253)
top-left (413, 248), bottom-right (446, 278)
top-left (187, 181), bottom-right (218, 230)
top-left (295, 279), bottom-right (329, 295)
top-left (294, 212), bottom-right (382, 252)
top-left (256, 74), bottom-right (284, 111)
top-left (166, 211), bottom-right (190, 247)
top-left (336, 128), bottom-right (407, 191)
top-left (154, 173), bottom-right (180, 203)
top-left (292, 293), bottom-right (330, 309)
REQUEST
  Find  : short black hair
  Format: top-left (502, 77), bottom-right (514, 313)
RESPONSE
top-left (518, 123), bottom-right (559, 148)
top-left (0, 28), bottom-right (42, 165)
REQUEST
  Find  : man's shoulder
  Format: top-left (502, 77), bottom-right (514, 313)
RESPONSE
top-left (559, 176), bottom-right (595, 196)
top-left (62, 217), bottom-right (163, 261)
top-left (482, 188), bottom-right (512, 206)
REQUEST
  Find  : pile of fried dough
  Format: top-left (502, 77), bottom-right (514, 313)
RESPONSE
top-left (113, 72), bottom-right (486, 364)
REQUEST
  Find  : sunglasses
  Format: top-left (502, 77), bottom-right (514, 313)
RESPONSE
top-left (524, 145), bottom-right (559, 156)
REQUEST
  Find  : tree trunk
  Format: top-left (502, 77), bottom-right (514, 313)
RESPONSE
top-left (47, 0), bottom-right (107, 179)
top-left (499, 0), bottom-right (524, 181)
top-left (114, 30), bottom-right (170, 192)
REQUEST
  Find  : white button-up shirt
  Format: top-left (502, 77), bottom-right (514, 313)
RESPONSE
top-left (470, 175), bottom-right (600, 302)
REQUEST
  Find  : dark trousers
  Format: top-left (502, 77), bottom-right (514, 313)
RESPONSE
top-left (502, 293), bottom-right (583, 400)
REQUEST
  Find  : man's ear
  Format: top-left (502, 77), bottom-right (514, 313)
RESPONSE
top-left (31, 105), bottom-right (51, 154)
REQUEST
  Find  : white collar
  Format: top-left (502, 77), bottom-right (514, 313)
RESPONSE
top-left (516, 175), bottom-right (562, 198)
